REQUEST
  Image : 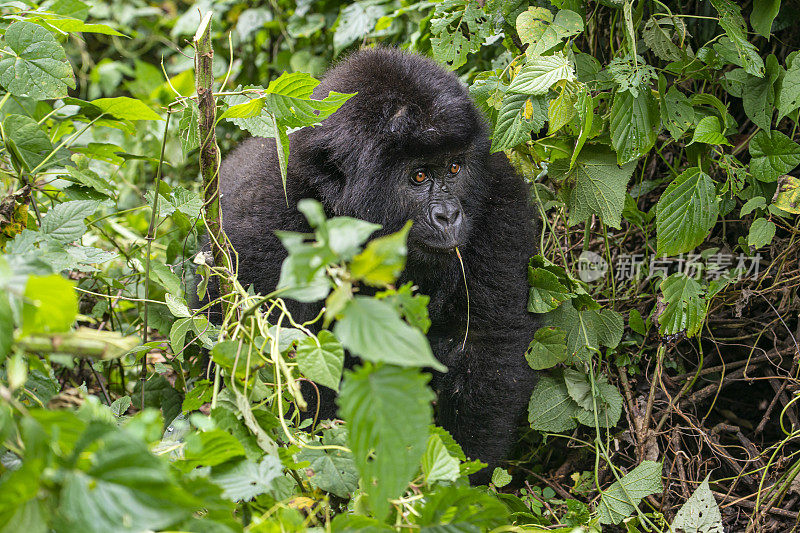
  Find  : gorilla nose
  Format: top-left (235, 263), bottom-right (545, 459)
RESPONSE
top-left (431, 203), bottom-right (462, 231)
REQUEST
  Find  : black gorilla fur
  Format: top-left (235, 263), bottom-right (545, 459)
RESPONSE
top-left (220, 48), bottom-right (540, 480)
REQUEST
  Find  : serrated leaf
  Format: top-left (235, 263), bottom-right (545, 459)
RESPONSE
top-left (40, 200), bottom-right (99, 243)
top-left (178, 101), bottom-right (200, 154)
top-left (3, 114), bottom-right (54, 172)
top-left (0, 21), bottom-right (75, 99)
top-left (422, 434), bottom-right (460, 484)
top-left (710, 0), bottom-right (765, 77)
top-left (89, 97), bottom-right (162, 121)
top-left (776, 58), bottom-right (800, 121)
top-left (333, 1), bottom-right (386, 55)
top-left (749, 130), bottom-right (800, 182)
top-left (564, 369), bottom-right (623, 428)
top-left (609, 89), bottom-right (660, 165)
top-left (672, 476), bottom-right (724, 533)
top-left (598, 461), bottom-right (663, 525)
top-left (656, 167), bottom-right (719, 256)
top-left (490, 92), bottom-right (547, 152)
top-left (525, 327), bottom-right (568, 370)
top-left (297, 426), bottom-right (358, 498)
top-left (509, 53), bottom-right (575, 96)
top-left (349, 221), bottom-right (410, 286)
top-left (491, 467), bottom-right (512, 488)
top-left (516, 7), bottom-right (583, 56)
top-left (528, 374), bottom-right (580, 432)
top-left (773, 174), bottom-right (800, 214)
top-left (662, 85), bottom-right (695, 140)
top-left (747, 218), bottom-right (775, 249)
top-left (548, 87), bottom-right (577, 134)
top-left (338, 364), bottom-right (433, 519)
top-left (527, 268), bottom-right (571, 313)
top-left (689, 116), bottom-right (731, 145)
top-left (333, 297), bottom-right (444, 371)
top-left (550, 146), bottom-right (637, 229)
top-left (658, 273), bottom-right (706, 337)
top-left (295, 330), bottom-right (344, 391)
top-left (211, 456), bottom-right (282, 502)
top-left (643, 17), bottom-right (689, 62)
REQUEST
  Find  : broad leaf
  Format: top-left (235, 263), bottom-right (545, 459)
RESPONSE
top-left (490, 92), bottom-right (547, 152)
top-left (508, 53), bottom-right (575, 96)
top-left (689, 116), bottom-right (730, 145)
top-left (516, 7), bottom-right (584, 56)
top-left (749, 130), bottom-right (800, 182)
top-left (658, 273), bottom-right (706, 337)
top-left (672, 476), bottom-right (724, 533)
top-left (528, 374), bottom-right (580, 433)
top-left (550, 146), bottom-right (637, 229)
top-left (747, 218), bottom-right (775, 249)
top-left (40, 200), bottom-right (99, 243)
top-left (421, 434), bottom-right (460, 484)
top-left (598, 461), bottom-right (663, 525)
top-left (525, 326), bottom-right (568, 370)
top-left (0, 21), bottom-right (75, 99)
top-left (656, 168), bottom-right (719, 256)
top-left (338, 364), bottom-right (433, 519)
top-left (333, 297), bottom-right (445, 371)
top-left (297, 426), bottom-right (358, 498)
top-left (295, 330), bottom-right (344, 391)
top-left (773, 174), bottom-right (800, 214)
top-left (609, 89), bottom-right (660, 165)
top-left (3, 115), bottom-right (54, 172)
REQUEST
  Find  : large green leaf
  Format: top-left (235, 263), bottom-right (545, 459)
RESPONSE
top-left (297, 426), bottom-right (358, 498)
top-left (609, 89), bottom-right (660, 165)
top-left (710, 0), bottom-right (764, 77)
top-left (508, 53), bottom-right (575, 95)
top-left (490, 92), bottom-right (547, 152)
top-left (528, 374), bottom-right (580, 433)
top-left (338, 364), bottom-right (433, 519)
top-left (40, 200), bottom-right (99, 243)
top-left (661, 85), bottom-right (695, 141)
top-left (22, 274), bottom-right (77, 336)
top-left (333, 297), bottom-right (445, 371)
top-left (349, 221), bottom-right (410, 286)
top-left (656, 168), bottom-right (719, 256)
top-left (90, 97), bottom-right (163, 121)
top-left (749, 130), bottom-right (800, 182)
top-left (0, 21), bottom-right (75, 99)
top-left (333, 1), bottom-right (386, 55)
top-left (516, 7), bottom-right (583, 56)
top-left (776, 56), bottom-right (800, 121)
top-left (295, 330), bottom-right (344, 391)
top-left (421, 434), bottom-right (460, 484)
top-left (657, 273), bottom-right (706, 337)
top-left (525, 327), bottom-right (568, 370)
top-left (598, 461), bottom-right (663, 525)
top-left (750, 0), bottom-right (781, 39)
top-left (3, 114), bottom-right (54, 172)
top-left (414, 486), bottom-right (509, 530)
top-left (550, 146), bottom-right (637, 229)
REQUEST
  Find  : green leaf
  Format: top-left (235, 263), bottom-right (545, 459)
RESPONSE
top-left (325, 217), bottom-right (381, 261)
top-left (525, 327), bottom-right (568, 370)
top-left (32, 16), bottom-right (125, 36)
top-left (22, 274), bottom-right (77, 336)
top-left (0, 21), bottom-right (75, 99)
top-left (178, 101), bottom-right (200, 154)
top-left (516, 7), bottom-right (584, 56)
top-left (349, 221), bottom-right (411, 286)
top-left (89, 97), bottom-right (163, 121)
top-left (609, 89), bottom-right (660, 165)
top-left (211, 340), bottom-right (264, 379)
top-left (0, 295), bottom-right (12, 363)
top-left (710, 0), bottom-right (765, 77)
top-left (776, 57), bottom-right (800, 121)
top-left (658, 273), bottom-right (706, 337)
top-left (422, 434), bottom-right (460, 484)
top-left (643, 17), bottom-right (689, 62)
top-left (333, 1), bottom-right (386, 55)
top-left (689, 116), bottom-right (731, 145)
top-left (491, 467), bottom-right (512, 488)
top-left (749, 130), bottom-right (800, 182)
top-left (527, 268), bottom-right (571, 313)
top-left (550, 146), bottom-right (637, 229)
top-left (508, 53), bottom-right (575, 96)
top-left (297, 426), bottom-right (358, 498)
top-left (430, 2), bottom-right (489, 71)
top-left (182, 429), bottom-right (246, 469)
top-left (741, 55), bottom-right (780, 131)
top-left (564, 369), bottom-right (624, 428)
top-left (747, 218), bottom-right (775, 249)
top-left (629, 309), bottom-right (646, 335)
top-left (333, 297), bottom-right (445, 371)
top-left (672, 476), bottom-right (724, 533)
top-left (490, 92), bottom-right (547, 152)
top-left (750, 0), bottom-right (781, 39)
top-left (548, 87), bottom-right (577, 134)
top-left (656, 168), bottom-right (719, 256)
top-left (528, 374), bottom-right (580, 433)
top-left (3, 114), bottom-right (54, 172)
top-left (661, 85), bottom-right (695, 140)
top-left (40, 200), bottom-right (99, 243)
top-left (211, 456), bottom-right (282, 502)
top-left (773, 174), bottom-right (800, 214)
top-left (415, 486), bottom-right (509, 530)
top-left (598, 461), bottom-right (663, 525)
top-left (338, 363), bottom-right (433, 519)
top-left (295, 330), bottom-right (344, 391)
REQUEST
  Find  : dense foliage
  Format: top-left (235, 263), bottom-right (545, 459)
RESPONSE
top-left (1, 0), bottom-right (799, 531)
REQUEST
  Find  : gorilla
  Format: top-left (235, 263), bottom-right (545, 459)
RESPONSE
top-left (220, 48), bottom-right (540, 480)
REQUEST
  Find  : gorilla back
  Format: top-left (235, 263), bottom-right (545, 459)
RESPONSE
top-left (221, 48), bottom-right (540, 480)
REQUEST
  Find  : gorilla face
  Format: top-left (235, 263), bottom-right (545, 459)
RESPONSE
top-left (293, 49), bottom-right (490, 262)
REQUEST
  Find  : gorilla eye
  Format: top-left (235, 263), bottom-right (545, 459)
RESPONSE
top-left (450, 162), bottom-right (461, 174)
top-left (413, 170), bottom-right (428, 183)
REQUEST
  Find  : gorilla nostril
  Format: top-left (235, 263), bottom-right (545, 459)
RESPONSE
top-left (432, 205), bottom-right (461, 228)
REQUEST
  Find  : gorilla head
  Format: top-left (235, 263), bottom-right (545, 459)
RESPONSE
top-left (220, 48), bottom-right (540, 480)
top-left (290, 49), bottom-right (492, 261)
